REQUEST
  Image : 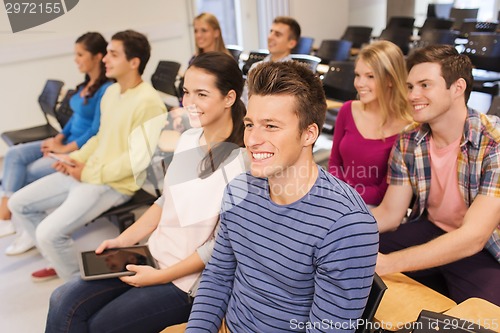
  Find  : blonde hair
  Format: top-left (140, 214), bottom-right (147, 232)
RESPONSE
top-left (193, 13), bottom-right (230, 56)
top-left (356, 40), bottom-right (412, 127)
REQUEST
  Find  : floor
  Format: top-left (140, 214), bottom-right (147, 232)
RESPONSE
top-left (0, 217), bottom-right (121, 333)
top-left (0, 155), bottom-right (129, 332)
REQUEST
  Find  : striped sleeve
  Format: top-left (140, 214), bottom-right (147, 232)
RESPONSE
top-left (186, 204), bottom-right (236, 332)
top-left (309, 211), bottom-right (378, 332)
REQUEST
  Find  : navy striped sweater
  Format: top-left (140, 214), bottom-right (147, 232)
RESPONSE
top-left (186, 166), bottom-right (379, 332)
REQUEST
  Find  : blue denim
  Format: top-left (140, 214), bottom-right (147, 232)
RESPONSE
top-left (1, 140), bottom-right (56, 196)
top-left (8, 172), bottom-right (130, 280)
top-left (46, 276), bottom-right (193, 333)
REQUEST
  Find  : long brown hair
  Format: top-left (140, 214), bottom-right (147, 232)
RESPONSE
top-left (75, 32), bottom-right (109, 104)
top-left (188, 52), bottom-right (245, 178)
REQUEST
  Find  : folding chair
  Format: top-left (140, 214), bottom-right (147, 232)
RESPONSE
top-left (1, 79), bottom-right (64, 146)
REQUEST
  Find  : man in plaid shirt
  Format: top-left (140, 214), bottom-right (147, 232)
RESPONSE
top-left (372, 45), bottom-right (500, 306)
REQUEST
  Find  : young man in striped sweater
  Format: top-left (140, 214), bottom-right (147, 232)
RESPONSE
top-left (185, 61), bottom-right (379, 332)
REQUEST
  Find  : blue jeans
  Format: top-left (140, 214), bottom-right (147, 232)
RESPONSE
top-left (8, 172), bottom-right (130, 280)
top-left (1, 140), bottom-right (56, 196)
top-left (46, 276), bottom-right (193, 333)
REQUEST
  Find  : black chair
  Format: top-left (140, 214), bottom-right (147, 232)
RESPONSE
top-left (1, 79), bottom-right (64, 146)
top-left (487, 95), bottom-right (500, 117)
top-left (416, 29), bottom-right (460, 48)
top-left (386, 16), bottom-right (415, 30)
top-left (242, 50), bottom-right (269, 76)
top-left (341, 26), bottom-right (373, 49)
top-left (315, 39), bottom-right (352, 64)
top-left (290, 54), bottom-right (321, 73)
top-left (151, 60), bottom-right (181, 99)
top-left (55, 89), bottom-right (75, 129)
top-left (379, 27), bottom-right (413, 55)
top-left (355, 274), bottom-right (388, 333)
top-left (427, 3), bottom-right (453, 19)
top-left (418, 17), bottom-right (455, 35)
top-left (226, 45), bottom-right (243, 62)
top-left (292, 36), bottom-right (314, 55)
top-left (413, 310), bottom-right (496, 333)
top-left (459, 19), bottom-right (498, 39)
top-left (450, 7), bottom-right (479, 31)
top-left (462, 32), bottom-right (500, 98)
top-left (463, 32), bottom-right (500, 72)
top-left (321, 61), bottom-right (356, 133)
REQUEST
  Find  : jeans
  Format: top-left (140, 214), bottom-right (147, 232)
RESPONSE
top-left (9, 172), bottom-right (130, 280)
top-left (46, 276), bottom-right (193, 333)
top-left (1, 140), bottom-right (56, 196)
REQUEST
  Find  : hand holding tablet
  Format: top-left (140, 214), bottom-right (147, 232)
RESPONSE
top-left (78, 245), bottom-right (158, 280)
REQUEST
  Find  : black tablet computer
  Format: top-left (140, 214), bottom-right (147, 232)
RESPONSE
top-left (78, 245), bottom-right (158, 280)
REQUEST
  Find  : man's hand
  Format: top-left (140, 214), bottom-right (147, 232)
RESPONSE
top-left (64, 159), bottom-right (84, 181)
top-left (375, 252), bottom-right (393, 276)
top-left (120, 265), bottom-right (167, 287)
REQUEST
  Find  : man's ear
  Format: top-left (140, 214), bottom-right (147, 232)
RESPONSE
top-left (288, 38), bottom-right (298, 51)
top-left (225, 89), bottom-right (237, 108)
top-left (129, 57), bottom-right (140, 71)
top-left (452, 78), bottom-right (467, 97)
top-left (303, 123), bottom-right (319, 147)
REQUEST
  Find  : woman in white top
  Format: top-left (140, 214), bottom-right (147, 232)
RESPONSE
top-left (45, 52), bottom-right (247, 333)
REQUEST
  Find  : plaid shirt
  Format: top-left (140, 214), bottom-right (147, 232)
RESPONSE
top-left (388, 108), bottom-right (500, 262)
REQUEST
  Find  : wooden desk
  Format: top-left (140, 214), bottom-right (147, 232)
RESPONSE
top-left (326, 99), bottom-right (343, 110)
top-left (445, 298), bottom-right (500, 332)
top-left (374, 273), bottom-right (457, 331)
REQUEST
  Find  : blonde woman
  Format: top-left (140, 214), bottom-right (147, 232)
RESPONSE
top-left (328, 40), bottom-right (412, 206)
top-left (172, 13), bottom-right (232, 128)
top-left (192, 12), bottom-right (230, 57)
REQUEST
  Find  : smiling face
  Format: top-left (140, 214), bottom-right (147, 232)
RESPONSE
top-left (194, 18), bottom-right (220, 53)
top-left (267, 23), bottom-right (296, 60)
top-left (354, 59), bottom-right (379, 105)
top-left (407, 62), bottom-right (455, 125)
top-left (182, 66), bottom-right (233, 131)
top-left (244, 94), bottom-right (312, 181)
top-left (74, 42), bottom-right (102, 75)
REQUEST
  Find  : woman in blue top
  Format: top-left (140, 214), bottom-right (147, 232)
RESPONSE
top-left (0, 32), bottom-right (112, 255)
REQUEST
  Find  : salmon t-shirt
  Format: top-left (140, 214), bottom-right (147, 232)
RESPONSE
top-left (427, 136), bottom-right (468, 232)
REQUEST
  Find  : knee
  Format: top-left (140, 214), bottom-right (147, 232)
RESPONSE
top-left (35, 221), bottom-right (60, 248)
top-left (8, 191), bottom-right (24, 216)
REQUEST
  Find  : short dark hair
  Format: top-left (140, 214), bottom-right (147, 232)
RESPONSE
top-left (273, 16), bottom-right (301, 42)
top-left (406, 44), bottom-right (473, 103)
top-left (247, 61), bottom-right (326, 135)
top-left (111, 30), bottom-right (151, 75)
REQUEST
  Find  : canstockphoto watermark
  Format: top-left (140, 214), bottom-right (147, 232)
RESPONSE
top-left (4, 0), bottom-right (79, 33)
top-left (289, 318), bottom-right (425, 331)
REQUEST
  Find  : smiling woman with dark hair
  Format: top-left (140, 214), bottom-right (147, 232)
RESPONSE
top-left (45, 52), bottom-right (248, 333)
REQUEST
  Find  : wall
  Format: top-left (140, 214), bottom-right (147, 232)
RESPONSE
top-left (348, 0), bottom-right (387, 36)
top-left (290, 0), bottom-right (349, 48)
top-left (0, 0), bottom-right (193, 156)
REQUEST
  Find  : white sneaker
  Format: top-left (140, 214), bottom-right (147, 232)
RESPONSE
top-left (5, 230), bottom-right (35, 255)
top-left (0, 220), bottom-right (15, 237)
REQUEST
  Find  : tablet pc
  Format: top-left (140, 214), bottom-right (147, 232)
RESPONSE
top-left (78, 245), bottom-right (158, 280)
